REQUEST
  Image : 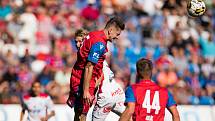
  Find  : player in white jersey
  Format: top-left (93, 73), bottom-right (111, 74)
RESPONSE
top-left (92, 61), bottom-right (126, 121)
top-left (20, 81), bottom-right (55, 121)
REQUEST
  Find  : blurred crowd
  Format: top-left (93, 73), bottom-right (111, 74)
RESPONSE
top-left (0, 0), bottom-right (215, 105)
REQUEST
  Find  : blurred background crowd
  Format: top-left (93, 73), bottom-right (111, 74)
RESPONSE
top-left (0, 0), bottom-right (215, 105)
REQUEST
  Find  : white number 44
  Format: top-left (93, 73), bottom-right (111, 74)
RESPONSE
top-left (142, 90), bottom-right (161, 114)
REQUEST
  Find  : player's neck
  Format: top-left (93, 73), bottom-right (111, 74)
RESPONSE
top-left (140, 77), bottom-right (151, 81)
top-left (141, 78), bottom-right (151, 80)
top-left (30, 92), bottom-right (40, 97)
top-left (136, 77), bottom-right (151, 83)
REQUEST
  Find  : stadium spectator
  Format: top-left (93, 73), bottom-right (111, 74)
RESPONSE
top-left (157, 65), bottom-right (178, 86)
top-left (0, 0), bottom-right (12, 20)
top-left (2, 65), bottom-right (18, 86)
top-left (36, 66), bottom-right (53, 86)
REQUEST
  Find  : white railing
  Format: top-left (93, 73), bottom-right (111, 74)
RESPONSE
top-left (0, 105), bottom-right (215, 121)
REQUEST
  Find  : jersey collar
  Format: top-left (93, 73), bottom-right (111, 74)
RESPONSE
top-left (101, 30), bottom-right (108, 42)
top-left (140, 80), bottom-right (153, 84)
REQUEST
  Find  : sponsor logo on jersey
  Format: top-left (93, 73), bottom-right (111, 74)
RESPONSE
top-left (111, 88), bottom-right (124, 97)
top-left (100, 44), bottom-right (104, 49)
top-left (93, 52), bottom-right (99, 59)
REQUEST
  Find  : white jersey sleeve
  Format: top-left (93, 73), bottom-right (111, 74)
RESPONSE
top-left (46, 96), bottom-right (55, 112)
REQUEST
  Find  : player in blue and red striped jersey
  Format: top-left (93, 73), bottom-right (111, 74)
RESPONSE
top-left (119, 58), bottom-right (180, 121)
top-left (67, 17), bottom-right (125, 121)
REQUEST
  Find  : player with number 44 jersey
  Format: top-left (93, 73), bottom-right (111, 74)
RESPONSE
top-left (119, 58), bottom-right (180, 121)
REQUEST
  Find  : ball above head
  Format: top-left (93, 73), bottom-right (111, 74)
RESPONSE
top-left (187, 0), bottom-right (206, 17)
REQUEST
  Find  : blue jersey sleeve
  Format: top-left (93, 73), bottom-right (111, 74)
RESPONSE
top-left (88, 42), bottom-right (105, 64)
top-left (125, 86), bottom-right (136, 103)
top-left (166, 91), bottom-right (176, 107)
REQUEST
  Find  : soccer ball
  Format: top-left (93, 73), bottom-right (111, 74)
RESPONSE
top-left (187, 0), bottom-right (206, 17)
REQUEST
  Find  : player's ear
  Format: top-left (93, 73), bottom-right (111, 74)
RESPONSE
top-left (109, 28), bottom-right (112, 33)
top-left (107, 29), bottom-right (112, 37)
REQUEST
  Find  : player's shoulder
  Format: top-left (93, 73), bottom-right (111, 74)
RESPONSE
top-left (156, 85), bottom-right (169, 98)
top-left (130, 83), bottom-right (142, 90)
top-left (155, 83), bottom-right (168, 92)
top-left (132, 81), bottom-right (168, 91)
top-left (39, 93), bottom-right (49, 98)
top-left (89, 30), bottom-right (103, 36)
top-left (159, 86), bottom-right (168, 91)
top-left (131, 81), bottom-right (148, 89)
top-left (149, 82), bottom-right (169, 94)
top-left (23, 94), bottom-right (31, 100)
top-left (125, 85), bottom-right (135, 96)
top-left (89, 30), bottom-right (106, 41)
top-left (88, 31), bottom-right (97, 38)
top-left (130, 83), bottom-right (147, 94)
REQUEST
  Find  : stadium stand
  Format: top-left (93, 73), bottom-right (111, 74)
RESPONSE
top-left (0, 0), bottom-right (214, 105)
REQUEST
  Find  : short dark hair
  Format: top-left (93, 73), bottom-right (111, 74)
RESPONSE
top-left (29, 81), bottom-right (41, 96)
top-left (105, 17), bottom-right (125, 30)
top-left (136, 58), bottom-right (153, 79)
top-left (31, 81), bottom-right (41, 88)
top-left (75, 29), bottom-right (87, 38)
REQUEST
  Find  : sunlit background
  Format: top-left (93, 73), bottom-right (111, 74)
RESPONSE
top-left (0, 0), bottom-right (214, 121)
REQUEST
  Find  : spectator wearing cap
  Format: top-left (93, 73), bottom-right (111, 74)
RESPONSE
top-left (81, 0), bottom-right (99, 31)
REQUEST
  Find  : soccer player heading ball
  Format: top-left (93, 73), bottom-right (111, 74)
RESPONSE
top-left (119, 58), bottom-right (180, 121)
top-left (187, 0), bottom-right (206, 17)
top-left (67, 17), bottom-right (125, 121)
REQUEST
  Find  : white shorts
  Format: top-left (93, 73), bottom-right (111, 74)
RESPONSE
top-left (92, 81), bottom-right (125, 121)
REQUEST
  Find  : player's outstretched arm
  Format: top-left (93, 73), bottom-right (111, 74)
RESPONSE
top-left (119, 102), bottom-right (135, 121)
top-left (167, 105), bottom-right (180, 121)
top-left (20, 108), bottom-right (25, 121)
top-left (83, 61), bottom-right (94, 104)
